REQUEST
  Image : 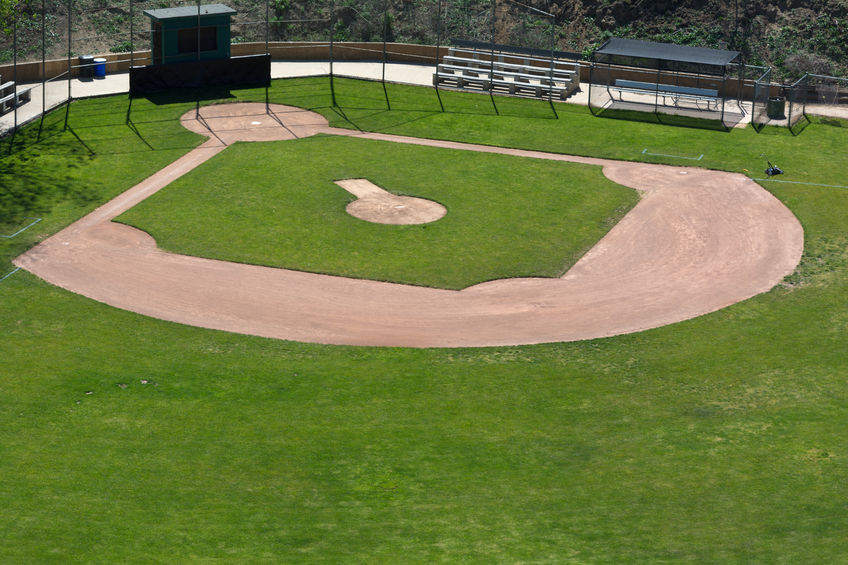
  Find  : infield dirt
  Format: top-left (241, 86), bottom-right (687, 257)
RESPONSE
top-left (15, 103), bottom-right (804, 347)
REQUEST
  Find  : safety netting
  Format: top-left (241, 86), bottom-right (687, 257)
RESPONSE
top-left (0, 0), bottom-right (72, 133)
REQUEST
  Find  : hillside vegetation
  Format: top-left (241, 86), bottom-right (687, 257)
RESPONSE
top-left (1, 0), bottom-right (847, 79)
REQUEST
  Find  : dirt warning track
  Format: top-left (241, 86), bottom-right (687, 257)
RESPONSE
top-left (15, 103), bottom-right (803, 347)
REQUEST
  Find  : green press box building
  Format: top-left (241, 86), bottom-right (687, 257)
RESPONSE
top-left (143, 4), bottom-right (236, 65)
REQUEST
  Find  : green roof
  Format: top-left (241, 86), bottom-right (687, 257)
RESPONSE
top-left (143, 4), bottom-right (236, 22)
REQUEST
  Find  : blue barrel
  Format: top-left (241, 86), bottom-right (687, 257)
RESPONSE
top-left (93, 58), bottom-right (106, 77)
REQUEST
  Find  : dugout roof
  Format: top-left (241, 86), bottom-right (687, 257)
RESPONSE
top-left (594, 38), bottom-right (740, 71)
top-left (144, 4), bottom-right (236, 22)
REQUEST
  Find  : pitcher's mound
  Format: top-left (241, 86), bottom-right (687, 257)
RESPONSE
top-left (336, 178), bottom-right (447, 225)
top-left (346, 196), bottom-right (446, 225)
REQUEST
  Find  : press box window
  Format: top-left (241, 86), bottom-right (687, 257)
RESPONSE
top-left (177, 26), bottom-right (217, 54)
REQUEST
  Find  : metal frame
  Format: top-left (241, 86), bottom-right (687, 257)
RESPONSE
top-left (588, 38), bottom-right (741, 128)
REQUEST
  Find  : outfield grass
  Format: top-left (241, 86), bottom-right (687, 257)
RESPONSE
top-left (117, 135), bottom-right (637, 289)
top-left (1, 77), bottom-right (847, 563)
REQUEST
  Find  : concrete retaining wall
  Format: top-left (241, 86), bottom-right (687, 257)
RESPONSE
top-left (0, 42), bottom-right (446, 84)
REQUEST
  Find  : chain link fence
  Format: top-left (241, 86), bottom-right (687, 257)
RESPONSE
top-left (750, 66), bottom-right (772, 131)
top-left (788, 73), bottom-right (848, 133)
top-left (0, 1), bottom-right (72, 131)
top-left (5, 0), bottom-right (848, 138)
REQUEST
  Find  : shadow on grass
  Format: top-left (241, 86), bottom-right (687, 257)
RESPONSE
top-left (789, 114), bottom-right (813, 135)
top-left (2, 103), bottom-right (69, 156)
top-left (590, 105), bottom-right (732, 132)
top-left (327, 76), bottom-right (560, 122)
top-left (137, 86), bottom-right (237, 106)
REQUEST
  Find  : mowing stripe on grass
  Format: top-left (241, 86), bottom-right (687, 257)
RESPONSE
top-left (641, 148), bottom-right (704, 160)
top-left (0, 267), bottom-right (20, 283)
top-left (1, 218), bottom-right (41, 239)
top-left (751, 178), bottom-right (848, 189)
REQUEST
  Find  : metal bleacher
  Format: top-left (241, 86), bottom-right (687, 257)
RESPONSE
top-left (0, 77), bottom-right (32, 115)
top-left (433, 44), bottom-right (580, 101)
top-left (610, 79), bottom-right (720, 110)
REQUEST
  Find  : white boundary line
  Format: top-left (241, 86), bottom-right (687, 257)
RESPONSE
top-left (0, 267), bottom-right (21, 283)
top-left (642, 148), bottom-right (704, 161)
top-left (1, 217), bottom-right (42, 239)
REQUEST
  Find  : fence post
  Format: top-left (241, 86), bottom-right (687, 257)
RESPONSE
top-left (329, 0), bottom-right (336, 107)
top-left (68, 0), bottom-right (72, 101)
top-left (13, 8), bottom-right (17, 131)
top-left (490, 0), bottom-right (495, 93)
top-left (382, 0), bottom-right (388, 84)
top-left (42, 0), bottom-right (46, 116)
top-left (548, 14), bottom-right (554, 106)
top-left (196, 0), bottom-right (201, 61)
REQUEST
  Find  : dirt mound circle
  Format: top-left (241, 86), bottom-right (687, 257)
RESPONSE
top-left (346, 195), bottom-right (446, 225)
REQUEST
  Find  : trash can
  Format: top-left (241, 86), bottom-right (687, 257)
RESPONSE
top-left (78, 55), bottom-right (94, 78)
top-left (93, 57), bottom-right (107, 78)
top-left (767, 96), bottom-right (786, 119)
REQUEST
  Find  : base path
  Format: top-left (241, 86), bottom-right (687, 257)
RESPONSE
top-left (15, 103), bottom-right (804, 347)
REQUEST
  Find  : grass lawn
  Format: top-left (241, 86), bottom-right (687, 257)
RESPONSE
top-left (117, 134), bottom-right (637, 288)
top-left (1, 77), bottom-right (847, 563)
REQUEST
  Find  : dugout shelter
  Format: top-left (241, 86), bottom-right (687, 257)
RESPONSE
top-left (130, 3), bottom-right (270, 95)
top-left (589, 38), bottom-right (741, 127)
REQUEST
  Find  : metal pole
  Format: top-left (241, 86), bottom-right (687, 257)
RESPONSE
top-left (42, 0), bottom-right (46, 114)
top-left (490, 0), bottom-right (496, 91)
top-left (329, 0), bottom-right (336, 106)
top-left (434, 0), bottom-right (444, 112)
top-left (587, 62), bottom-right (594, 113)
top-left (265, 0), bottom-right (270, 54)
top-left (13, 9), bottom-right (17, 131)
top-left (197, 0), bottom-right (201, 61)
top-left (785, 79), bottom-right (792, 129)
top-left (68, 0), bottom-right (72, 101)
top-left (654, 64), bottom-right (661, 114)
top-left (329, 0), bottom-right (335, 76)
top-left (436, 0), bottom-right (442, 68)
top-left (130, 0), bottom-right (134, 68)
top-left (801, 74), bottom-right (808, 120)
top-left (161, 17), bottom-right (165, 65)
top-left (381, 0), bottom-right (388, 84)
top-left (733, 0), bottom-right (738, 50)
top-left (548, 14), bottom-right (554, 105)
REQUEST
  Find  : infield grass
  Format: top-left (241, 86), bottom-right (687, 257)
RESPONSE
top-left (1, 77), bottom-right (847, 563)
top-left (117, 135), bottom-right (637, 289)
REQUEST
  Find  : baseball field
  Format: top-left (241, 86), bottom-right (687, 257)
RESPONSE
top-left (1, 76), bottom-right (846, 562)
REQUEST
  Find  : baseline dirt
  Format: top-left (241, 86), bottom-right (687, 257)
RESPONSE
top-left (15, 103), bottom-right (804, 347)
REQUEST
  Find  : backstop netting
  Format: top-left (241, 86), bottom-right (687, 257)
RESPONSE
top-left (750, 66), bottom-right (772, 130)
top-left (0, 1), bottom-right (72, 134)
top-left (330, 0), bottom-right (396, 69)
top-left (268, 0), bottom-right (332, 45)
top-left (71, 0), bottom-right (132, 65)
top-left (494, 0), bottom-right (553, 53)
top-left (443, 0), bottom-right (492, 47)
top-left (796, 74), bottom-right (848, 123)
top-left (785, 73), bottom-right (809, 134)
